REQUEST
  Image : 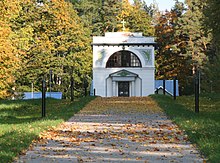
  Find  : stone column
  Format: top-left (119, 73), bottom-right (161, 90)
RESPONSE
top-left (132, 81), bottom-right (135, 96)
top-left (112, 81), bottom-right (116, 96)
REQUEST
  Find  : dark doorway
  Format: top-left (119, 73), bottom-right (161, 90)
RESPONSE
top-left (118, 81), bottom-right (129, 97)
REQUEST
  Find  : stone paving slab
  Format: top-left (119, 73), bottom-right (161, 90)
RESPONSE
top-left (15, 97), bottom-right (205, 163)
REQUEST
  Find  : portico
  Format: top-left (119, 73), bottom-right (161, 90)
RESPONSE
top-left (107, 69), bottom-right (140, 97)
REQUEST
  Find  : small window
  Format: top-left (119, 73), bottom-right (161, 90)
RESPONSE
top-left (106, 50), bottom-right (141, 68)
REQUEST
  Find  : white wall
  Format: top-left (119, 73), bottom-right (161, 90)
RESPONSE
top-left (93, 68), bottom-right (155, 97)
top-left (92, 32), bottom-right (155, 97)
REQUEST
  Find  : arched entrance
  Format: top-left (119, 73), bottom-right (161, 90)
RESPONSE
top-left (106, 50), bottom-right (142, 68)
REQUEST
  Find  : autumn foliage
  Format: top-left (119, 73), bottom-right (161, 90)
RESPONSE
top-left (0, 0), bottom-right (92, 98)
top-left (0, 0), bottom-right (20, 98)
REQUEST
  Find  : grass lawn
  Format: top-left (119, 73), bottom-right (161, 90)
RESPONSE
top-left (0, 96), bottom-right (95, 162)
top-left (152, 93), bottom-right (220, 163)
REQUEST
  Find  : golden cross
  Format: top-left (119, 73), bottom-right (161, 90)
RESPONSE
top-left (121, 19), bottom-right (126, 32)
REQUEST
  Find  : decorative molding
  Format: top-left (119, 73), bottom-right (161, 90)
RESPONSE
top-left (95, 49), bottom-right (106, 66)
top-left (137, 49), bottom-right (152, 66)
top-left (117, 71), bottom-right (130, 77)
top-left (110, 69), bottom-right (138, 77)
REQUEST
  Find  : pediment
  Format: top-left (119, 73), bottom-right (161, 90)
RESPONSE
top-left (110, 70), bottom-right (138, 77)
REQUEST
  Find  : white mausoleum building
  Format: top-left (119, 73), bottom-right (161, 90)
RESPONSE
top-left (92, 32), bottom-right (156, 97)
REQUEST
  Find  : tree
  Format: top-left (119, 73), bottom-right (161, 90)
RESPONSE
top-left (72, 0), bottom-right (121, 36)
top-left (204, 0), bottom-right (220, 48)
top-left (173, 0), bottom-right (211, 94)
top-left (155, 1), bottom-right (197, 94)
top-left (144, 0), bottom-right (160, 27)
top-left (175, 0), bottom-right (210, 74)
top-left (155, 10), bottom-right (178, 79)
top-left (0, 0), bottom-right (20, 98)
top-left (155, 0), bottom-right (212, 94)
top-left (11, 0), bottom-right (92, 98)
top-left (117, 0), bottom-right (154, 36)
top-left (69, 0), bottom-right (100, 36)
top-left (203, 0), bottom-right (220, 92)
top-left (72, 0), bottom-right (154, 36)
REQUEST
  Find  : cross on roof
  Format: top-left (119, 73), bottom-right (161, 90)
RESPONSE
top-left (121, 19), bottom-right (126, 32)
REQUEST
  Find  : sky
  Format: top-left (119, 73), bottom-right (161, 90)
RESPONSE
top-left (131, 0), bottom-right (185, 11)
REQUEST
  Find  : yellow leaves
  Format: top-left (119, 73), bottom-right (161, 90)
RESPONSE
top-left (79, 97), bottom-right (163, 115)
top-left (0, 18), bottom-right (19, 98)
top-left (77, 156), bottom-right (83, 163)
top-left (136, 156), bottom-right (142, 160)
top-left (40, 147), bottom-right (47, 151)
top-left (71, 131), bottom-right (81, 137)
top-left (19, 149), bottom-right (27, 156)
top-left (17, 97), bottom-right (205, 162)
top-left (153, 147), bottom-right (160, 151)
top-left (0, 0), bottom-right (20, 20)
top-left (82, 138), bottom-right (96, 143)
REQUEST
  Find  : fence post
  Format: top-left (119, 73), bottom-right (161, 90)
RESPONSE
top-left (173, 77), bottom-right (177, 100)
top-left (49, 69), bottom-right (52, 98)
top-left (93, 89), bottom-right (96, 96)
top-left (71, 75), bottom-right (74, 101)
top-left (84, 77), bottom-right (88, 97)
top-left (163, 79), bottom-right (166, 95)
top-left (195, 70), bottom-right (199, 113)
top-left (42, 79), bottom-right (46, 117)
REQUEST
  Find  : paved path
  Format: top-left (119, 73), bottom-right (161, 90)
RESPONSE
top-left (15, 97), bottom-right (205, 163)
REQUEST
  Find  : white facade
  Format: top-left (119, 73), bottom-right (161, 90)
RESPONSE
top-left (92, 32), bottom-right (156, 97)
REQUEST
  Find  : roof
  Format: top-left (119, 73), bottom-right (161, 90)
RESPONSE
top-left (91, 42), bottom-right (157, 47)
top-left (92, 32), bottom-right (156, 47)
top-left (109, 69), bottom-right (138, 77)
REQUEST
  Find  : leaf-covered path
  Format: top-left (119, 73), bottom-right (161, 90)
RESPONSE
top-left (15, 97), bottom-right (205, 162)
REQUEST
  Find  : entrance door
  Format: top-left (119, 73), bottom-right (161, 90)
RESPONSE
top-left (118, 81), bottom-right (129, 97)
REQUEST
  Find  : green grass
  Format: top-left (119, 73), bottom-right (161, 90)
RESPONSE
top-left (151, 94), bottom-right (220, 163)
top-left (0, 96), bottom-right (95, 162)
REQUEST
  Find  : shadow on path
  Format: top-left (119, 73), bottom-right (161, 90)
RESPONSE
top-left (15, 97), bottom-right (205, 163)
